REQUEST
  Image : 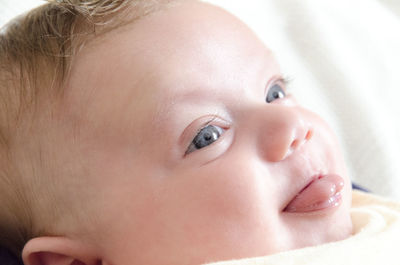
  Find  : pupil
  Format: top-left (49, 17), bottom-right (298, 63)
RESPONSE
top-left (273, 91), bottom-right (279, 98)
top-left (204, 133), bottom-right (213, 141)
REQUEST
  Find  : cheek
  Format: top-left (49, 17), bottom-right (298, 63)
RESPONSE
top-left (169, 163), bottom-right (269, 226)
top-left (310, 113), bottom-right (353, 206)
top-left (160, 157), bottom-right (282, 251)
top-left (307, 111), bottom-right (349, 174)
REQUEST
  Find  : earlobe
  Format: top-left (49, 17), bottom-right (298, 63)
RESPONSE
top-left (22, 236), bottom-right (101, 265)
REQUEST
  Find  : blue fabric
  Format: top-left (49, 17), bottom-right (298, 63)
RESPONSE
top-left (352, 183), bottom-right (370, 192)
top-left (0, 247), bottom-right (22, 265)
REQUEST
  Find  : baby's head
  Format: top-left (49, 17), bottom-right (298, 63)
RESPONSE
top-left (0, 1), bottom-right (353, 264)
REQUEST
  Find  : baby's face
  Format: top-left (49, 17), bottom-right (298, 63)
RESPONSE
top-left (61, 1), bottom-right (352, 264)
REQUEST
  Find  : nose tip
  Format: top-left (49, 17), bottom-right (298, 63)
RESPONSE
top-left (259, 107), bottom-right (314, 162)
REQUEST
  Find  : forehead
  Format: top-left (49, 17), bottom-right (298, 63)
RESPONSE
top-left (61, 1), bottom-right (274, 152)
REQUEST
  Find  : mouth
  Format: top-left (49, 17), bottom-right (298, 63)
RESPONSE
top-left (283, 174), bottom-right (344, 213)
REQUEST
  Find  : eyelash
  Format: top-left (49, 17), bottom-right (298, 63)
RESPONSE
top-left (194, 115), bottom-right (219, 137)
top-left (269, 75), bottom-right (292, 93)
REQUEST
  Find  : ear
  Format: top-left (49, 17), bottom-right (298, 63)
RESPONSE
top-left (22, 236), bottom-right (102, 265)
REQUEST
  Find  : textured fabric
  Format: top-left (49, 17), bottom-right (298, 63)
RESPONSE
top-left (203, 190), bottom-right (400, 265)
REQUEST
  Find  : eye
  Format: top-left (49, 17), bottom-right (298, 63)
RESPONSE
top-left (266, 82), bottom-right (286, 103)
top-left (186, 124), bottom-right (225, 155)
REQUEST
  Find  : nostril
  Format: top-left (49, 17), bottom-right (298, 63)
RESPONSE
top-left (305, 129), bottom-right (313, 141)
top-left (290, 129), bottom-right (313, 150)
top-left (290, 139), bottom-right (300, 149)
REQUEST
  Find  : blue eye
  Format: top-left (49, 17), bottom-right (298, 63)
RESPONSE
top-left (266, 83), bottom-right (286, 103)
top-left (186, 124), bottom-right (224, 154)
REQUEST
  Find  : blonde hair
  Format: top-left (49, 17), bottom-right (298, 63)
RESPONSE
top-left (0, 0), bottom-right (184, 258)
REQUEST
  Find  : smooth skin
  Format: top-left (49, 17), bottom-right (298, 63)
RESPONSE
top-left (22, 1), bottom-right (353, 265)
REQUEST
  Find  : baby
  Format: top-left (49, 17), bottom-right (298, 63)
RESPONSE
top-left (0, 0), bottom-right (358, 264)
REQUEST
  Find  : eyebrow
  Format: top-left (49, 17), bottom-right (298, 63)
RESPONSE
top-left (176, 86), bottom-right (220, 104)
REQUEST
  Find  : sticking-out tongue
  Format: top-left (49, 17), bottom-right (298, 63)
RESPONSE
top-left (284, 174), bottom-right (344, 213)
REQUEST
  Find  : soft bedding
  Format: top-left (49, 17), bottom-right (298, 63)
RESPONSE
top-left (203, 190), bottom-right (400, 265)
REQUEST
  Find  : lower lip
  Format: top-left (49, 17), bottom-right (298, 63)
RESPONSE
top-left (283, 174), bottom-right (344, 213)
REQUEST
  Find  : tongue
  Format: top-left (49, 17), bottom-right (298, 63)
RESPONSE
top-left (284, 174), bottom-right (344, 213)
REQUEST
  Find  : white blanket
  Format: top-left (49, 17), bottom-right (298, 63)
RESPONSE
top-left (204, 191), bottom-right (400, 265)
top-left (1, 0), bottom-right (400, 199)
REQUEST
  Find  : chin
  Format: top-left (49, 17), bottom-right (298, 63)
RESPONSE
top-left (324, 191), bottom-right (354, 244)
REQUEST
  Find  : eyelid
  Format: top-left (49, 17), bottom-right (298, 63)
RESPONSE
top-left (194, 116), bottom-right (219, 136)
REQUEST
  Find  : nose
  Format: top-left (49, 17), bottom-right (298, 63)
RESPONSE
top-left (256, 105), bottom-right (314, 162)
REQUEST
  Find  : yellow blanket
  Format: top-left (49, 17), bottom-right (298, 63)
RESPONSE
top-left (204, 191), bottom-right (400, 265)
